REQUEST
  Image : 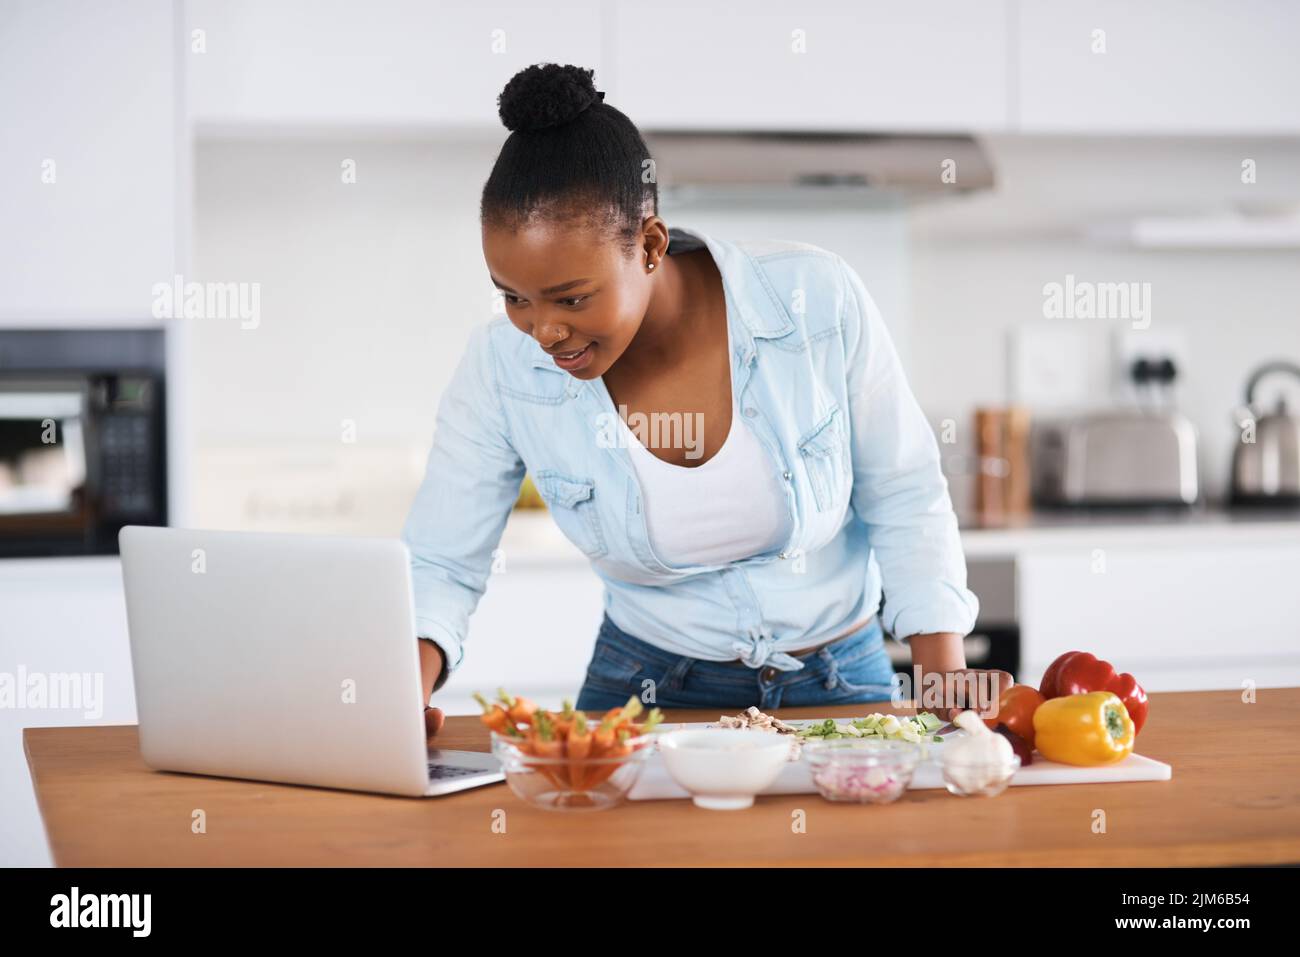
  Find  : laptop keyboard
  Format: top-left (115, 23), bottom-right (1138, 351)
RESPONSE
top-left (428, 763), bottom-right (493, 780)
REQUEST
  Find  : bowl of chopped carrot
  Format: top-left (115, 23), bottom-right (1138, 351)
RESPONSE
top-left (478, 690), bottom-right (663, 811)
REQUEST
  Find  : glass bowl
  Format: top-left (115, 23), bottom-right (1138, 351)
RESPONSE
top-left (801, 738), bottom-right (923, 804)
top-left (490, 731), bottom-right (656, 811)
top-left (940, 754), bottom-right (1022, 797)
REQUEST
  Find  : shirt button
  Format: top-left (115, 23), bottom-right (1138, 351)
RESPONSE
top-left (782, 470), bottom-right (792, 481)
top-left (760, 666), bottom-right (779, 682)
top-left (778, 551), bottom-right (788, 560)
top-left (744, 407), bottom-right (757, 418)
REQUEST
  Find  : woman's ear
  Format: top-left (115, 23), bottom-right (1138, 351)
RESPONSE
top-left (639, 216), bottom-right (671, 271)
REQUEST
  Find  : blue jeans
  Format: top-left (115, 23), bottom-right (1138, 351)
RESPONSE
top-left (575, 615), bottom-right (897, 712)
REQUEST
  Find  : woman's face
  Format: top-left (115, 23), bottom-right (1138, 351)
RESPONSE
top-left (482, 218), bottom-right (655, 380)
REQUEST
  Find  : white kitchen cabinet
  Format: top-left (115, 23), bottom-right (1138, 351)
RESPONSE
top-left (0, 0), bottom-right (178, 322)
top-left (186, 0), bottom-right (1008, 132)
top-left (184, 0), bottom-right (1300, 136)
top-left (1016, 542), bottom-right (1300, 691)
top-left (186, 0), bottom-right (606, 128)
top-left (1017, 0), bottom-right (1300, 134)
top-left (436, 556), bottom-right (605, 717)
top-left (0, 558), bottom-right (138, 867)
top-left (608, 0), bottom-right (1011, 132)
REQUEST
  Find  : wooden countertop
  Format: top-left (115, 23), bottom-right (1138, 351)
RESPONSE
top-left (24, 688), bottom-right (1300, 867)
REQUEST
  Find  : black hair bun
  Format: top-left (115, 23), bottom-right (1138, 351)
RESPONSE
top-left (497, 63), bottom-right (605, 133)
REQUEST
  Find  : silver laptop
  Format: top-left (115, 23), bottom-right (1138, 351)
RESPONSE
top-left (119, 525), bottom-right (503, 797)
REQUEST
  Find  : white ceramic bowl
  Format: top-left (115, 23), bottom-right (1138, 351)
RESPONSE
top-left (657, 728), bottom-right (793, 810)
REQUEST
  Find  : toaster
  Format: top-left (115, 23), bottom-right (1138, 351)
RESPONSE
top-left (1030, 411), bottom-right (1200, 507)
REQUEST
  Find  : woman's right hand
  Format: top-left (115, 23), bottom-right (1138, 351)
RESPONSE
top-left (418, 638), bottom-right (447, 740)
top-left (424, 705), bottom-right (446, 740)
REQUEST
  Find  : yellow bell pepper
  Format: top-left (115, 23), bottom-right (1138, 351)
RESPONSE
top-left (1032, 691), bottom-right (1135, 766)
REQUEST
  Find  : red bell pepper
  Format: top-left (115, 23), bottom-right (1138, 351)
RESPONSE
top-left (1038, 651), bottom-right (1149, 735)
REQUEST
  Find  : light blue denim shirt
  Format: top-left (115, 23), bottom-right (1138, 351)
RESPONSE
top-left (403, 226), bottom-right (979, 691)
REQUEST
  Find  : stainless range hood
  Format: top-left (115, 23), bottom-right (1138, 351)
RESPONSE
top-left (642, 131), bottom-right (994, 202)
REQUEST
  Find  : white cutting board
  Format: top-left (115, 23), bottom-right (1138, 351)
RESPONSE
top-left (627, 720), bottom-right (1172, 801)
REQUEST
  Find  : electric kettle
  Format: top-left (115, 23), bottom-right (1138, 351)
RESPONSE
top-left (1230, 361), bottom-right (1300, 505)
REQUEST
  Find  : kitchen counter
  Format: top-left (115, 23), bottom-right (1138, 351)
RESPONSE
top-left (959, 502), bottom-right (1300, 531)
top-left (957, 503), bottom-right (1300, 558)
top-left (24, 688), bottom-right (1300, 867)
top-left (495, 504), bottom-right (1300, 564)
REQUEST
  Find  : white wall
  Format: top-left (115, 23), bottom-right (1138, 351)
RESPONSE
top-left (189, 137), bottom-right (499, 532)
top-left (192, 133), bottom-right (1300, 517)
top-left (909, 136), bottom-right (1300, 501)
top-left (192, 137), bottom-right (499, 448)
top-left (189, 138), bottom-right (910, 529)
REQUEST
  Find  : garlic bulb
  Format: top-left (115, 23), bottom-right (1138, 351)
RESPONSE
top-left (942, 710), bottom-right (1016, 792)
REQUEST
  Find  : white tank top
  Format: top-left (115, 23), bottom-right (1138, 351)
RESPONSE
top-left (610, 230), bottom-right (791, 566)
top-left (611, 280), bottom-right (785, 566)
top-left (616, 398), bottom-right (791, 567)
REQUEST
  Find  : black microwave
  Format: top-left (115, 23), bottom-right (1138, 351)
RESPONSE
top-left (0, 332), bottom-right (167, 557)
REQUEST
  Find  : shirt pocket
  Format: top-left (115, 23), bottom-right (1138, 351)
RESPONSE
top-left (535, 470), bottom-right (609, 559)
top-left (797, 405), bottom-right (851, 513)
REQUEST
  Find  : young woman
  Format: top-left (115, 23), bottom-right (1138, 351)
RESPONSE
top-left (407, 64), bottom-right (1006, 737)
